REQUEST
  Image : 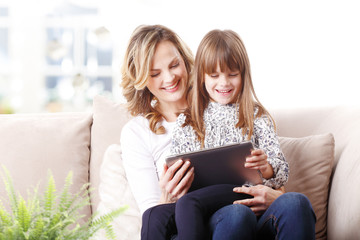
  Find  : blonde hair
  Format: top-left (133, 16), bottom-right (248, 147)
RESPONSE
top-left (186, 29), bottom-right (274, 145)
top-left (121, 25), bottom-right (194, 134)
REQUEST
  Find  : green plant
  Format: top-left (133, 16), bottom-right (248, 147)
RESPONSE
top-left (0, 167), bottom-right (127, 240)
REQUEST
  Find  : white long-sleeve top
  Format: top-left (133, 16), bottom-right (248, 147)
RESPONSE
top-left (120, 116), bottom-right (176, 214)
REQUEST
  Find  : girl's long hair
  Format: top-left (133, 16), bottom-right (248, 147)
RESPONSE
top-left (121, 25), bottom-right (194, 134)
top-left (185, 29), bottom-right (274, 146)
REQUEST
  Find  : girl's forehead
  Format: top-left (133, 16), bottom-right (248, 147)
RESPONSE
top-left (203, 60), bottom-right (239, 73)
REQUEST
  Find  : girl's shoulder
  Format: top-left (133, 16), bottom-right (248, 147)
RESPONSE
top-left (175, 113), bottom-right (187, 127)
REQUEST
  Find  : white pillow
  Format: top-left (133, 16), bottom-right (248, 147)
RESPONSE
top-left (95, 144), bottom-right (141, 240)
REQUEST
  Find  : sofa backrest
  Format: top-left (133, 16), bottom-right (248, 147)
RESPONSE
top-left (0, 112), bottom-right (93, 222)
top-left (271, 106), bottom-right (360, 240)
top-left (89, 95), bottom-right (132, 214)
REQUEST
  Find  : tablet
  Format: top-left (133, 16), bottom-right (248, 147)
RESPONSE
top-left (165, 141), bottom-right (262, 191)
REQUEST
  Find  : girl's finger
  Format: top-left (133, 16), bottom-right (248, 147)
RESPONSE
top-left (251, 149), bottom-right (264, 156)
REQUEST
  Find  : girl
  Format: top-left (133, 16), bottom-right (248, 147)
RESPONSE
top-left (170, 29), bottom-right (290, 239)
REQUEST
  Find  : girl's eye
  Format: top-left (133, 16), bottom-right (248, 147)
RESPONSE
top-left (210, 74), bottom-right (219, 78)
top-left (229, 73), bottom-right (239, 77)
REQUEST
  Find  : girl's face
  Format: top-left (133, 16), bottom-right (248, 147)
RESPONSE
top-left (146, 40), bottom-right (188, 108)
top-left (204, 64), bottom-right (242, 105)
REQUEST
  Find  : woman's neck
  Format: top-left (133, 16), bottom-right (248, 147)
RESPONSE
top-left (158, 100), bottom-right (188, 122)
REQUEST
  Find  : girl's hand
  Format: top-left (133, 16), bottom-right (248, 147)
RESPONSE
top-left (245, 149), bottom-right (274, 179)
top-left (158, 160), bottom-right (194, 204)
top-left (233, 185), bottom-right (285, 216)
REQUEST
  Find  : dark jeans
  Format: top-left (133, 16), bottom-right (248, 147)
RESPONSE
top-left (141, 184), bottom-right (248, 240)
top-left (141, 185), bottom-right (316, 240)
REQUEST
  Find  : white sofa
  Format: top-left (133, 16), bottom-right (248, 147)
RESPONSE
top-left (1, 95), bottom-right (359, 240)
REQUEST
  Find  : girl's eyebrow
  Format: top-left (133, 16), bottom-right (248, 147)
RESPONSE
top-left (150, 57), bottom-right (179, 71)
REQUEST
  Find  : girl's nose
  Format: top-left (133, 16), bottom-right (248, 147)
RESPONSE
top-left (218, 75), bottom-right (229, 86)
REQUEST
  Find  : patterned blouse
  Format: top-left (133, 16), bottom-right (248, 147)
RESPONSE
top-left (170, 101), bottom-right (289, 189)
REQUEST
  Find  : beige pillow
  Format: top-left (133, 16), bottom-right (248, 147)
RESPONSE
top-left (280, 134), bottom-right (335, 240)
top-left (90, 95), bottom-right (132, 212)
top-left (0, 112), bottom-right (93, 221)
top-left (95, 144), bottom-right (141, 240)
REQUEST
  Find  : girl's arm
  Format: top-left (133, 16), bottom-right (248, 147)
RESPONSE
top-left (251, 115), bottom-right (289, 189)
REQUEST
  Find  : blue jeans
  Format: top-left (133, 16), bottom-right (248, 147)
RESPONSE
top-left (142, 184), bottom-right (249, 240)
top-left (209, 192), bottom-right (316, 240)
top-left (141, 189), bottom-right (315, 240)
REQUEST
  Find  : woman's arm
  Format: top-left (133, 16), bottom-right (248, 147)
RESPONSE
top-left (121, 120), bottom-right (162, 213)
top-left (121, 118), bottom-right (194, 213)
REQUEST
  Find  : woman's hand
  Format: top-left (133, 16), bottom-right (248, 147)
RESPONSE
top-left (245, 149), bottom-right (274, 179)
top-left (158, 160), bottom-right (194, 204)
top-left (233, 185), bottom-right (285, 216)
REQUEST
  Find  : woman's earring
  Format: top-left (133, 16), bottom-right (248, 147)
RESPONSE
top-left (151, 97), bottom-right (158, 108)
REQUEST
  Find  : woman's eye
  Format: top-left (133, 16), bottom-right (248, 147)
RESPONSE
top-left (150, 73), bottom-right (160, 78)
top-left (210, 74), bottom-right (219, 78)
top-left (170, 62), bottom-right (179, 68)
top-left (229, 73), bottom-right (239, 77)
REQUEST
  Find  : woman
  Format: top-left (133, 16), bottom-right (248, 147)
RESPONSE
top-left (120, 25), bottom-right (315, 239)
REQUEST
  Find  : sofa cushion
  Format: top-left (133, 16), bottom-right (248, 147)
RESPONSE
top-left (0, 112), bottom-right (93, 221)
top-left (96, 144), bottom-right (141, 240)
top-left (90, 95), bottom-right (132, 212)
top-left (280, 134), bottom-right (335, 240)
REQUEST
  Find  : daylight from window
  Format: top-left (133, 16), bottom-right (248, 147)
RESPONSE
top-left (0, 0), bottom-right (359, 113)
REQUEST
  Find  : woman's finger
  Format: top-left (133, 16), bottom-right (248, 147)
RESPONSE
top-left (172, 167), bottom-right (194, 199)
top-left (165, 161), bottom-right (191, 193)
top-left (163, 159), bottom-right (183, 181)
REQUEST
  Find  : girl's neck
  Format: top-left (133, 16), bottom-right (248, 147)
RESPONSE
top-left (158, 99), bottom-right (188, 122)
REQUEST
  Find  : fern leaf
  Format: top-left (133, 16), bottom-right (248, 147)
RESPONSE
top-left (29, 217), bottom-right (45, 240)
top-left (1, 166), bottom-right (19, 217)
top-left (59, 172), bottom-right (73, 212)
top-left (44, 173), bottom-right (57, 216)
top-left (103, 223), bottom-right (116, 240)
top-left (17, 196), bottom-right (31, 232)
top-left (0, 200), bottom-right (12, 227)
top-left (87, 205), bottom-right (128, 238)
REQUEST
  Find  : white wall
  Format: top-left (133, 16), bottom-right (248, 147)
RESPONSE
top-left (103, 0), bottom-right (360, 109)
top-left (2, 0), bottom-right (360, 111)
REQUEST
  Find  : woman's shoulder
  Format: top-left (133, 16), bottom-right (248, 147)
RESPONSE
top-left (121, 116), bottom-right (150, 138)
top-left (124, 115), bottom-right (149, 128)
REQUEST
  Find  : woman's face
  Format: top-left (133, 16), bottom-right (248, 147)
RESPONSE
top-left (146, 40), bottom-right (188, 108)
top-left (204, 64), bottom-right (242, 105)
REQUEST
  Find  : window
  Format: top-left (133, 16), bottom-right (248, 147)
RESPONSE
top-left (43, 4), bottom-right (114, 112)
top-left (0, 2), bottom-right (116, 113)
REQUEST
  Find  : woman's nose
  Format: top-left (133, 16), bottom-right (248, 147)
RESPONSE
top-left (163, 70), bottom-right (175, 83)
